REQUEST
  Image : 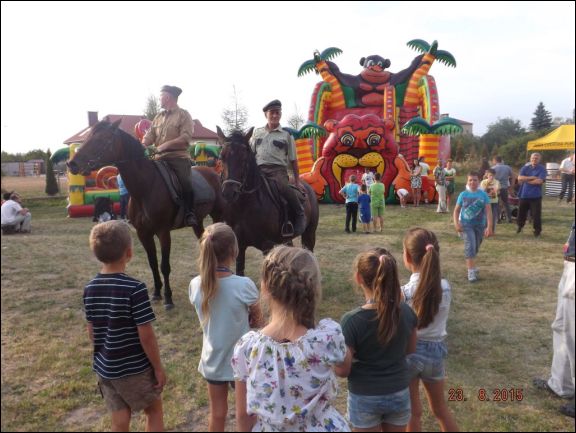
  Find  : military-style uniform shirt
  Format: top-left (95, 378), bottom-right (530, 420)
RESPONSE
top-left (250, 125), bottom-right (297, 167)
top-left (142, 107), bottom-right (194, 160)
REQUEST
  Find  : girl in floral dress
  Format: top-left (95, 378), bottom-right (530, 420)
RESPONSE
top-left (232, 246), bottom-right (350, 432)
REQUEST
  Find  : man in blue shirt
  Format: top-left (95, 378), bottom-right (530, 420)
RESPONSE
top-left (517, 153), bottom-right (547, 237)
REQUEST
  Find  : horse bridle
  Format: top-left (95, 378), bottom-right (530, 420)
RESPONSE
top-left (221, 144), bottom-right (259, 195)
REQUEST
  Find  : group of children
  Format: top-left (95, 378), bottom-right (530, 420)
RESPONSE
top-left (339, 170), bottom-right (386, 234)
top-left (84, 220), bottom-right (459, 432)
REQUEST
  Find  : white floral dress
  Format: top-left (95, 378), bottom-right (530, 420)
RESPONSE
top-left (232, 318), bottom-right (350, 432)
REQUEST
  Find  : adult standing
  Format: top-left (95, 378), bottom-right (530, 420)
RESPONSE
top-left (142, 85), bottom-right (197, 226)
top-left (1, 192), bottom-right (31, 233)
top-left (559, 152), bottom-right (575, 204)
top-left (444, 159), bottom-right (457, 210)
top-left (433, 159), bottom-right (448, 213)
top-left (492, 156), bottom-right (514, 223)
top-left (533, 222), bottom-right (575, 418)
top-left (250, 99), bottom-right (305, 236)
top-left (419, 156), bottom-right (431, 204)
top-left (517, 153), bottom-right (547, 237)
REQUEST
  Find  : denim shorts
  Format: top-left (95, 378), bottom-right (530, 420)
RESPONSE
top-left (407, 340), bottom-right (448, 382)
top-left (462, 225), bottom-right (484, 258)
top-left (347, 388), bottom-right (411, 428)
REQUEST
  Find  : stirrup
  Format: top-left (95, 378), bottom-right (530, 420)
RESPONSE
top-left (281, 221), bottom-right (295, 238)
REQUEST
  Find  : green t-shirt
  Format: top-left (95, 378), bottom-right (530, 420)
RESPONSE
top-left (369, 182), bottom-right (385, 206)
top-left (340, 303), bottom-right (417, 395)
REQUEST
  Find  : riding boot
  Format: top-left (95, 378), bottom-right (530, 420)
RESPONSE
top-left (184, 191), bottom-right (198, 227)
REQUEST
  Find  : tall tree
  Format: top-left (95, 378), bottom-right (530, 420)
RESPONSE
top-left (45, 149), bottom-right (59, 196)
top-left (221, 85), bottom-right (248, 134)
top-left (481, 117), bottom-right (526, 152)
top-left (144, 95), bottom-right (160, 120)
top-left (530, 102), bottom-right (552, 131)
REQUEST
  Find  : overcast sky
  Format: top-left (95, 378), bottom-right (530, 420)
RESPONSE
top-left (1, 1), bottom-right (574, 154)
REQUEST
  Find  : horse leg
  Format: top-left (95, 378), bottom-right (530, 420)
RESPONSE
top-left (192, 221), bottom-right (204, 239)
top-left (138, 233), bottom-right (163, 300)
top-left (158, 231), bottom-right (174, 310)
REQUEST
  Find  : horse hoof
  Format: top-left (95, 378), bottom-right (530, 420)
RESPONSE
top-left (151, 294), bottom-right (162, 301)
top-left (164, 303), bottom-right (175, 311)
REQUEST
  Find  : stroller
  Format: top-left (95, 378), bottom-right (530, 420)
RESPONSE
top-left (499, 189), bottom-right (522, 222)
top-left (93, 197), bottom-right (117, 223)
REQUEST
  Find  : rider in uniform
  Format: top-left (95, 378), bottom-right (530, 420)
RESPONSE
top-left (250, 99), bottom-right (306, 236)
top-left (142, 85), bottom-right (197, 226)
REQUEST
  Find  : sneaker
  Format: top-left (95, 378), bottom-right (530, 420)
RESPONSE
top-left (473, 268), bottom-right (479, 278)
top-left (467, 269), bottom-right (477, 282)
top-left (559, 402), bottom-right (575, 418)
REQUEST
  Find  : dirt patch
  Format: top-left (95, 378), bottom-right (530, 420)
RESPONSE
top-left (63, 406), bottom-right (105, 429)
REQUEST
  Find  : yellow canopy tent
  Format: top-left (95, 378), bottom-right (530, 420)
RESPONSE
top-left (527, 124), bottom-right (575, 151)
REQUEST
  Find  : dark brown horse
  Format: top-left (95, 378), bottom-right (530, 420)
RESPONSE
top-left (68, 120), bottom-right (225, 309)
top-left (217, 127), bottom-right (319, 275)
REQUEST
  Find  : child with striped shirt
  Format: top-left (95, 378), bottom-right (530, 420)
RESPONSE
top-left (84, 220), bottom-right (166, 431)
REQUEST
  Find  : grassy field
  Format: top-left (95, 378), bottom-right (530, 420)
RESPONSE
top-left (1, 176), bottom-right (575, 432)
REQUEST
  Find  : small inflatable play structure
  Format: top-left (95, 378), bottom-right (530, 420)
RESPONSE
top-left (296, 39), bottom-right (462, 203)
top-left (52, 144), bottom-right (121, 218)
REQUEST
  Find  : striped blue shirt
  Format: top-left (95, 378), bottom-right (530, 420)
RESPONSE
top-left (83, 273), bottom-right (156, 379)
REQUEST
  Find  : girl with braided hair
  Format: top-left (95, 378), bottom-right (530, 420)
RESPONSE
top-left (232, 245), bottom-right (350, 432)
top-left (401, 228), bottom-right (458, 432)
top-left (335, 248), bottom-right (417, 432)
top-left (189, 223), bottom-right (262, 432)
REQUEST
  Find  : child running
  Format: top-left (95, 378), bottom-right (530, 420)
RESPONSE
top-left (401, 228), bottom-right (459, 432)
top-left (189, 222), bottom-right (262, 432)
top-left (232, 245), bottom-right (350, 432)
top-left (336, 248), bottom-right (418, 432)
top-left (83, 220), bottom-right (165, 432)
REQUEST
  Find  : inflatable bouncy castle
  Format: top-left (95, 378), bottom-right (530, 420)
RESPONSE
top-left (296, 39), bottom-right (462, 203)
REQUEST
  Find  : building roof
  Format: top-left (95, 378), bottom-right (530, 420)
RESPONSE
top-left (63, 114), bottom-right (145, 144)
top-left (63, 112), bottom-right (218, 144)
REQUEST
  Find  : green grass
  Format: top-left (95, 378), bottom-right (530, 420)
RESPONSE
top-left (1, 180), bottom-right (575, 431)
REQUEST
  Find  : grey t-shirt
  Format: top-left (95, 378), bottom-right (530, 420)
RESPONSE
top-left (492, 163), bottom-right (513, 188)
top-left (189, 274), bottom-right (259, 381)
top-left (341, 302), bottom-right (417, 395)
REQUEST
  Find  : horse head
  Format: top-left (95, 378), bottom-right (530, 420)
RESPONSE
top-left (68, 119), bottom-right (130, 175)
top-left (217, 126), bottom-right (254, 202)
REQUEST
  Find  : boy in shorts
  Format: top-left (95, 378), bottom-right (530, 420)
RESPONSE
top-left (453, 172), bottom-right (493, 282)
top-left (84, 220), bottom-right (166, 431)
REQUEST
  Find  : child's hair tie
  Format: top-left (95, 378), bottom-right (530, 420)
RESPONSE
top-left (425, 244), bottom-right (434, 251)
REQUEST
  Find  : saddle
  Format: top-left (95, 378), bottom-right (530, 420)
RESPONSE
top-left (154, 161), bottom-right (215, 228)
top-left (261, 175), bottom-right (306, 237)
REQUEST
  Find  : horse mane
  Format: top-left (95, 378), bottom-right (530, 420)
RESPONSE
top-left (89, 120), bottom-right (146, 161)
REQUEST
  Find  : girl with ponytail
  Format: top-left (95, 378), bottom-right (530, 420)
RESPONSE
top-left (336, 248), bottom-right (418, 432)
top-left (402, 227), bottom-right (459, 432)
top-left (189, 222), bottom-right (262, 431)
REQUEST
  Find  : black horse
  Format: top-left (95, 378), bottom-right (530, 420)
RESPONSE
top-left (217, 127), bottom-right (319, 275)
top-left (68, 120), bottom-right (225, 308)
